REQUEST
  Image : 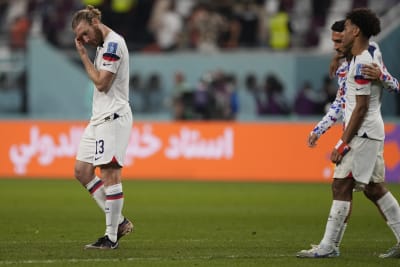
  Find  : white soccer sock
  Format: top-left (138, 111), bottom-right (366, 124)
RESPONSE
top-left (320, 200), bottom-right (351, 250)
top-left (377, 192), bottom-right (400, 243)
top-left (85, 176), bottom-right (106, 210)
top-left (335, 223), bottom-right (347, 248)
top-left (104, 183), bottom-right (124, 243)
top-left (85, 176), bottom-right (124, 224)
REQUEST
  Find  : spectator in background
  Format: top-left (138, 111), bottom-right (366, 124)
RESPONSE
top-left (187, 3), bottom-right (227, 53)
top-left (144, 73), bottom-right (163, 113)
top-left (244, 73), bottom-right (261, 114)
top-left (9, 15), bottom-right (30, 51)
top-left (171, 71), bottom-right (192, 120)
top-left (211, 71), bottom-right (232, 119)
top-left (225, 73), bottom-right (239, 119)
top-left (212, 0), bottom-right (240, 49)
top-left (245, 72), bottom-right (258, 90)
top-left (305, 0), bottom-right (332, 46)
top-left (320, 74), bottom-right (337, 113)
top-left (41, 0), bottom-right (77, 48)
top-left (268, 1), bottom-right (291, 50)
top-left (193, 73), bottom-right (214, 119)
top-left (125, 0), bottom-right (155, 50)
top-left (0, 1), bottom-right (10, 31)
top-left (257, 73), bottom-right (291, 115)
top-left (129, 73), bottom-right (142, 112)
top-left (234, 0), bottom-right (262, 47)
top-left (149, 0), bottom-right (183, 52)
top-left (293, 81), bottom-right (322, 115)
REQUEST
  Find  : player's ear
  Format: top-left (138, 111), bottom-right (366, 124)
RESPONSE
top-left (353, 25), bottom-right (361, 37)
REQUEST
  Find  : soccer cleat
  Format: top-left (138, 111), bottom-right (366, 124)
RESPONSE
top-left (310, 244), bottom-right (340, 257)
top-left (84, 235), bottom-right (119, 250)
top-left (117, 218), bottom-right (134, 240)
top-left (379, 243), bottom-right (400, 258)
top-left (296, 244), bottom-right (339, 258)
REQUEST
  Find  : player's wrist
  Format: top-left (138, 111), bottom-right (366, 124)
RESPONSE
top-left (379, 71), bottom-right (384, 81)
top-left (335, 139), bottom-right (351, 156)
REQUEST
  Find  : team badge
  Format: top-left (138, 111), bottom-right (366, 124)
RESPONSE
top-left (103, 42), bottom-right (120, 62)
top-left (354, 63), bottom-right (369, 85)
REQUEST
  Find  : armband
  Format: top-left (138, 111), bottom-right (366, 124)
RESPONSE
top-left (335, 139), bottom-right (351, 156)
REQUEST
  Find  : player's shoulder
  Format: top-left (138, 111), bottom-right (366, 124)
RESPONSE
top-left (355, 50), bottom-right (374, 64)
top-left (369, 41), bottom-right (380, 50)
top-left (103, 31), bottom-right (128, 55)
top-left (105, 31), bottom-right (125, 45)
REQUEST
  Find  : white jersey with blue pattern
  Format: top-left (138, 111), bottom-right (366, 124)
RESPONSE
top-left (312, 42), bottom-right (398, 137)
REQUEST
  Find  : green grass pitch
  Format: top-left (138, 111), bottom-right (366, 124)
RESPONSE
top-left (1, 179), bottom-right (400, 267)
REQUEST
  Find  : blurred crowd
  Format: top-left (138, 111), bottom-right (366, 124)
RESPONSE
top-left (0, 0), bottom-right (337, 52)
top-left (129, 70), bottom-right (338, 120)
top-left (0, 0), bottom-right (398, 118)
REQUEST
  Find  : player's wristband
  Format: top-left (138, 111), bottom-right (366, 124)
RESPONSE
top-left (335, 139), bottom-right (351, 156)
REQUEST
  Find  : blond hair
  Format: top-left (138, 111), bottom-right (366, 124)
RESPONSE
top-left (71, 5), bottom-right (102, 30)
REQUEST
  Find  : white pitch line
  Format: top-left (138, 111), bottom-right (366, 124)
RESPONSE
top-left (0, 254), bottom-right (294, 265)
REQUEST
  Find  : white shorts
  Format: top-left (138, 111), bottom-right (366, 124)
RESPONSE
top-left (76, 112), bottom-right (133, 167)
top-left (333, 136), bottom-right (385, 184)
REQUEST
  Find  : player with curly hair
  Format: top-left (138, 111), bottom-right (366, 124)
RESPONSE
top-left (297, 8), bottom-right (400, 258)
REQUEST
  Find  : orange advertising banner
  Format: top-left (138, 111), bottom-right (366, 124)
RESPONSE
top-left (1, 121), bottom-right (399, 182)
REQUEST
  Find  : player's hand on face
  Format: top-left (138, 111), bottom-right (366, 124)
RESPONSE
top-left (362, 63), bottom-right (381, 80)
top-left (75, 38), bottom-right (87, 56)
top-left (307, 132), bottom-right (318, 148)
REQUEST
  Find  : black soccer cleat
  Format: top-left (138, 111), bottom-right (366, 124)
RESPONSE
top-left (84, 235), bottom-right (119, 250)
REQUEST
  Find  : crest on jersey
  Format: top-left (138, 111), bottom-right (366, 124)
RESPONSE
top-left (103, 42), bottom-right (120, 62)
top-left (354, 63), bottom-right (369, 85)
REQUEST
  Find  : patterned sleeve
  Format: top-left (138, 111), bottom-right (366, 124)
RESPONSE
top-left (312, 62), bottom-right (346, 137)
top-left (370, 42), bottom-right (399, 93)
top-left (312, 93), bottom-right (343, 137)
top-left (379, 64), bottom-right (400, 93)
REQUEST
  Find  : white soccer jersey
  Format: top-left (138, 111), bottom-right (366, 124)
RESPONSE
top-left (91, 30), bottom-right (131, 124)
top-left (312, 42), bottom-right (399, 137)
top-left (344, 49), bottom-right (384, 140)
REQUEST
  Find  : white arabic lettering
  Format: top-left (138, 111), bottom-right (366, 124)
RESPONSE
top-left (9, 126), bottom-right (83, 174)
top-left (8, 125), bottom-right (234, 175)
top-left (165, 127), bottom-right (233, 159)
top-left (124, 124), bottom-right (162, 165)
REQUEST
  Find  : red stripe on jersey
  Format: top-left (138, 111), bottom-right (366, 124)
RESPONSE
top-left (355, 76), bottom-right (370, 85)
top-left (103, 53), bottom-right (120, 62)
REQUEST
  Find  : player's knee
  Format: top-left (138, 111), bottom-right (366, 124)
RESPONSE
top-left (74, 161), bottom-right (95, 185)
top-left (332, 178), bottom-right (354, 200)
top-left (364, 183), bottom-right (388, 202)
top-left (74, 165), bottom-right (85, 181)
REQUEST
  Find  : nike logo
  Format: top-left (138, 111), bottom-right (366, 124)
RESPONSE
top-left (95, 156), bottom-right (102, 161)
top-left (103, 63), bottom-right (112, 66)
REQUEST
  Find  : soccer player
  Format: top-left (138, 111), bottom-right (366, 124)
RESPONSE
top-left (297, 8), bottom-right (400, 258)
top-left (71, 5), bottom-right (134, 249)
top-left (305, 20), bottom-right (399, 257)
